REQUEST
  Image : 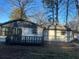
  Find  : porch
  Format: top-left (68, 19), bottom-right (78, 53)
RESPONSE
top-left (6, 36), bottom-right (44, 45)
top-left (0, 26), bottom-right (44, 45)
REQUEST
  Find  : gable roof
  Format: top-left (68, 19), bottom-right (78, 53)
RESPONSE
top-left (0, 19), bottom-right (44, 28)
top-left (47, 24), bottom-right (72, 31)
top-left (48, 24), bottom-right (65, 30)
top-left (0, 19), bottom-right (35, 25)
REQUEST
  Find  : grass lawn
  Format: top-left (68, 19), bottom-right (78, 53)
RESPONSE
top-left (0, 43), bottom-right (78, 59)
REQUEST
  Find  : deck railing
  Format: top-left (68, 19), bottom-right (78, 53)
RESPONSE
top-left (6, 35), bottom-right (44, 45)
top-left (21, 36), bottom-right (43, 44)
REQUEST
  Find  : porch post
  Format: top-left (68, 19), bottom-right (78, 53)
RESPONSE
top-left (42, 28), bottom-right (45, 45)
top-left (55, 24), bottom-right (57, 40)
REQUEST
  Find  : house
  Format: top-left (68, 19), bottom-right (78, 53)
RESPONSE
top-left (0, 19), bottom-right (79, 45)
top-left (72, 30), bottom-right (79, 40)
top-left (0, 19), bottom-right (44, 44)
top-left (43, 24), bottom-right (74, 43)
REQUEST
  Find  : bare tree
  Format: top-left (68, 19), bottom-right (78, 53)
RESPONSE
top-left (68, 16), bottom-right (79, 30)
top-left (65, 0), bottom-right (69, 25)
top-left (73, 0), bottom-right (79, 31)
top-left (30, 11), bottom-right (48, 28)
top-left (43, 0), bottom-right (55, 24)
top-left (43, 0), bottom-right (66, 24)
top-left (75, 0), bottom-right (79, 16)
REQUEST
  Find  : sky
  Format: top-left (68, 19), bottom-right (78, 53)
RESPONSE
top-left (0, 0), bottom-right (44, 23)
top-left (0, 0), bottom-right (10, 23)
top-left (0, 0), bottom-right (77, 24)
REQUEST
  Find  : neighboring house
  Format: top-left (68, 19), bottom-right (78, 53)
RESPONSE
top-left (44, 24), bottom-right (74, 42)
top-left (72, 30), bottom-right (79, 40)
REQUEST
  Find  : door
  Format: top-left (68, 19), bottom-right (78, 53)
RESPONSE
top-left (13, 28), bottom-right (22, 43)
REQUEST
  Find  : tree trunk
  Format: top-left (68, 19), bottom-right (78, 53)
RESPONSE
top-left (75, 0), bottom-right (79, 31)
top-left (55, 0), bottom-right (59, 24)
top-left (66, 0), bottom-right (69, 25)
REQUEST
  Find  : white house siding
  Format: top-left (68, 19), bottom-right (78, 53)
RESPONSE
top-left (37, 27), bottom-right (43, 36)
top-left (65, 31), bottom-right (73, 42)
top-left (77, 34), bottom-right (79, 40)
top-left (22, 28), bottom-right (33, 36)
top-left (22, 27), bottom-right (43, 36)
top-left (44, 30), bottom-right (48, 41)
top-left (48, 30), bottom-right (65, 41)
top-left (48, 30), bottom-right (73, 42)
top-left (1, 28), bottom-right (5, 36)
top-left (0, 36), bottom-right (6, 42)
top-left (21, 27), bottom-right (43, 43)
top-left (48, 30), bottom-right (55, 41)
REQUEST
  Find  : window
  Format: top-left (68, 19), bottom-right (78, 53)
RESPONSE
top-left (5, 28), bottom-right (8, 36)
top-left (0, 29), bottom-right (2, 35)
top-left (32, 28), bottom-right (37, 34)
top-left (61, 31), bottom-right (65, 35)
top-left (3, 27), bottom-right (9, 36)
